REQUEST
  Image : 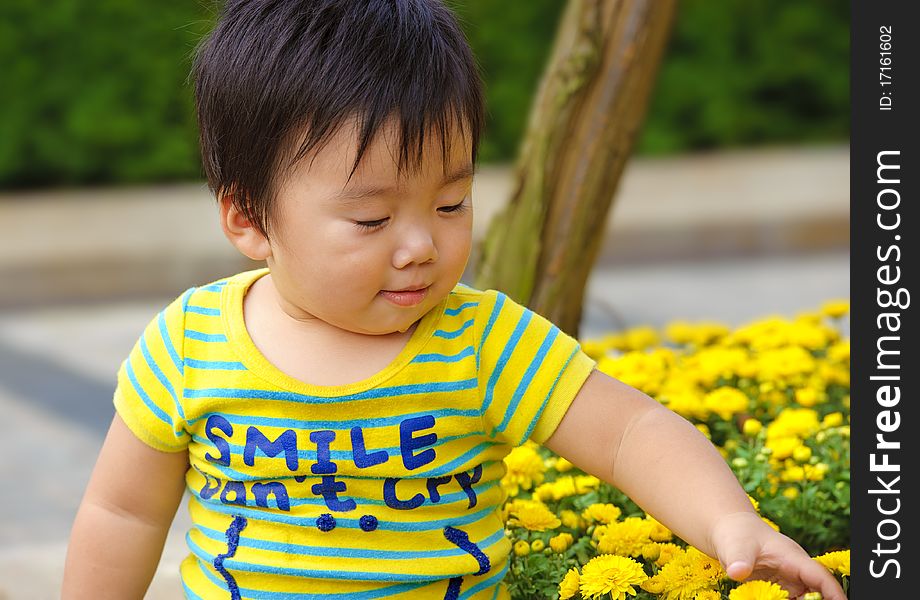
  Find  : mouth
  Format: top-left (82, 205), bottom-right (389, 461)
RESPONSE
top-left (386, 284), bottom-right (431, 293)
top-left (379, 285), bottom-right (431, 307)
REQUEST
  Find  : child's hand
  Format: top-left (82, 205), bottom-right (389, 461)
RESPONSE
top-left (709, 512), bottom-right (847, 600)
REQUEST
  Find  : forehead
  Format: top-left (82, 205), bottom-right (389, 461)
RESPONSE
top-left (284, 117), bottom-right (473, 195)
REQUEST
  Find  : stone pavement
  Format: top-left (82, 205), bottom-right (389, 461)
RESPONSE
top-left (0, 145), bottom-right (848, 598)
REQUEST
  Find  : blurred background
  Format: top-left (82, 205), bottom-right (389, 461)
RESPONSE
top-left (0, 1), bottom-right (848, 597)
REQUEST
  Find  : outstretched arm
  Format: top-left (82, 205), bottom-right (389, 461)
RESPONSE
top-left (63, 414), bottom-right (188, 599)
top-left (544, 369), bottom-right (845, 600)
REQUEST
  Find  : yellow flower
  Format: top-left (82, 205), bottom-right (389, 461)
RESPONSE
top-left (815, 550), bottom-right (850, 576)
top-left (581, 503), bottom-right (622, 525)
top-left (742, 418), bottom-right (763, 436)
top-left (729, 580), bottom-right (789, 600)
top-left (509, 501), bottom-right (561, 532)
top-left (576, 475), bottom-right (602, 492)
top-left (792, 445), bottom-right (812, 463)
top-left (598, 349), bottom-right (672, 395)
top-left (513, 540), bottom-right (530, 556)
top-left (550, 532), bottom-right (574, 553)
top-left (642, 543), bottom-right (661, 561)
top-left (555, 457), bottom-right (575, 472)
top-left (623, 326), bottom-right (661, 351)
top-left (747, 495), bottom-right (760, 512)
top-left (820, 299), bottom-right (849, 318)
top-left (765, 437), bottom-right (801, 461)
top-left (558, 567), bottom-right (581, 600)
top-left (695, 591), bottom-right (722, 600)
top-left (595, 517), bottom-right (654, 557)
top-left (530, 539), bottom-right (545, 552)
top-left (822, 412), bottom-right (844, 428)
top-left (645, 514), bottom-right (673, 542)
top-left (782, 487), bottom-right (799, 500)
top-left (642, 547), bottom-right (724, 599)
top-left (579, 554), bottom-right (648, 600)
top-left (781, 465), bottom-right (805, 482)
top-left (561, 509), bottom-right (585, 530)
top-left (655, 543), bottom-right (683, 566)
top-left (703, 387), bottom-right (750, 421)
top-left (827, 340), bottom-right (849, 363)
top-left (794, 387), bottom-right (822, 407)
top-left (501, 444), bottom-right (545, 496)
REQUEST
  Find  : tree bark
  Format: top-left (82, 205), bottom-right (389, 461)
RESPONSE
top-left (474, 0), bottom-right (678, 336)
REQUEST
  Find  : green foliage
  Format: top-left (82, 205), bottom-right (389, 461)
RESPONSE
top-left (637, 0), bottom-right (850, 154)
top-left (0, 0), bottom-right (211, 187)
top-left (1, 0), bottom-right (847, 188)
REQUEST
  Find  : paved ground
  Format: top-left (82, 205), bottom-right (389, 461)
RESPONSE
top-left (0, 145), bottom-right (849, 598)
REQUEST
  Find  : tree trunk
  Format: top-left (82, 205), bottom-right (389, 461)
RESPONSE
top-left (474, 0), bottom-right (678, 336)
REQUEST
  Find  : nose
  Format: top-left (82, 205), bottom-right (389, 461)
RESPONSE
top-left (392, 223), bottom-right (438, 269)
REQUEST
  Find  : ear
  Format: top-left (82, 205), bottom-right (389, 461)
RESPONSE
top-left (218, 193), bottom-right (272, 261)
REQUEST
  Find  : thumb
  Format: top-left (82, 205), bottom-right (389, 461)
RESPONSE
top-left (717, 536), bottom-right (760, 581)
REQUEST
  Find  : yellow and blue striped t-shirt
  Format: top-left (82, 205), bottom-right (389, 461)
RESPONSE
top-left (114, 268), bottom-right (596, 599)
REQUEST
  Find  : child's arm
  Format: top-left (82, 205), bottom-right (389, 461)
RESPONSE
top-left (63, 414), bottom-right (188, 599)
top-left (544, 370), bottom-right (846, 600)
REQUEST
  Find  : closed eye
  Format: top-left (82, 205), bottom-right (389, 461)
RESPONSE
top-left (439, 198), bottom-right (470, 214)
top-left (354, 198), bottom-right (469, 232)
top-left (354, 217), bottom-right (388, 231)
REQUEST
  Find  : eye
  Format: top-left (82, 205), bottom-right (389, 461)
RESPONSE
top-left (438, 198), bottom-right (470, 214)
top-left (354, 217), bottom-right (389, 231)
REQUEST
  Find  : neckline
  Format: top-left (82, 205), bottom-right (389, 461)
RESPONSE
top-left (220, 268), bottom-right (447, 396)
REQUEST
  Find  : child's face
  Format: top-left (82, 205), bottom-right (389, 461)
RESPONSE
top-left (262, 119), bottom-right (474, 335)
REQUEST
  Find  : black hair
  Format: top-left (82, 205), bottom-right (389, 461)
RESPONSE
top-left (192, 0), bottom-right (485, 236)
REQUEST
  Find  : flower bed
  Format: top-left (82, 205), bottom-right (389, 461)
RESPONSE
top-left (501, 301), bottom-right (851, 599)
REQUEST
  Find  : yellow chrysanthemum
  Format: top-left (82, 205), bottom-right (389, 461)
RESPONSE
top-left (645, 514), bottom-right (673, 542)
top-left (550, 532), bottom-right (574, 553)
top-left (513, 540), bottom-right (530, 556)
top-left (559, 567), bottom-right (581, 600)
top-left (560, 509), bottom-right (585, 530)
top-left (765, 436), bottom-right (802, 461)
top-left (578, 554), bottom-right (648, 600)
top-left (595, 517), bottom-right (654, 557)
top-left (555, 457), bottom-right (575, 472)
top-left (508, 501), bottom-right (561, 532)
top-left (695, 591), bottom-right (722, 600)
top-left (687, 346), bottom-right (750, 385)
top-left (742, 418), bottom-right (763, 436)
top-left (815, 549), bottom-right (850, 576)
top-left (827, 340), bottom-right (849, 363)
top-left (642, 547), bottom-right (724, 600)
top-left (597, 349), bottom-right (672, 395)
top-left (820, 299), bottom-right (849, 319)
top-left (771, 409), bottom-right (821, 437)
top-left (581, 503), bottom-right (622, 525)
top-left (729, 580), bottom-right (789, 600)
top-left (661, 388), bottom-right (711, 421)
top-left (761, 517), bottom-right (781, 532)
top-left (501, 444), bottom-right (545, 496)
top-left (655, 543), bottom-right (683, 566)
top-left (703, 387), bottom-right (750, 421)
top-left (623, 326), bottom-right (661, 351)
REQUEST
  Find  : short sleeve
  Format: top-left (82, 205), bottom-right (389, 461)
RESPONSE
top-left (113, 289), bottom-right (193, 452)
top-left (473, 290), bottom-right (596, 446)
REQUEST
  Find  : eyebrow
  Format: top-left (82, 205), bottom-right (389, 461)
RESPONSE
top-left (333, 163), bottom-right (475, 205)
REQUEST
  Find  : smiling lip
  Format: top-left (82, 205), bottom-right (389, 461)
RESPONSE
top-left (379, 285), bottom-right (430, 307)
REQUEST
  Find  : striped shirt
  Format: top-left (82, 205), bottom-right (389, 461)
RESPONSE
top-left (115, 268), bottom-right (596, 599)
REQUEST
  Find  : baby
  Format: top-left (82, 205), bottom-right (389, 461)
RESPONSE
top-left (63, 1), bottom-right (846, 599)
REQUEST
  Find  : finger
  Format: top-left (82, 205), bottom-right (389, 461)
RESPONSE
top-left (798, 557), bottom-right (847, 600)
top-left (716, 536), bottom-right (760, 581)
